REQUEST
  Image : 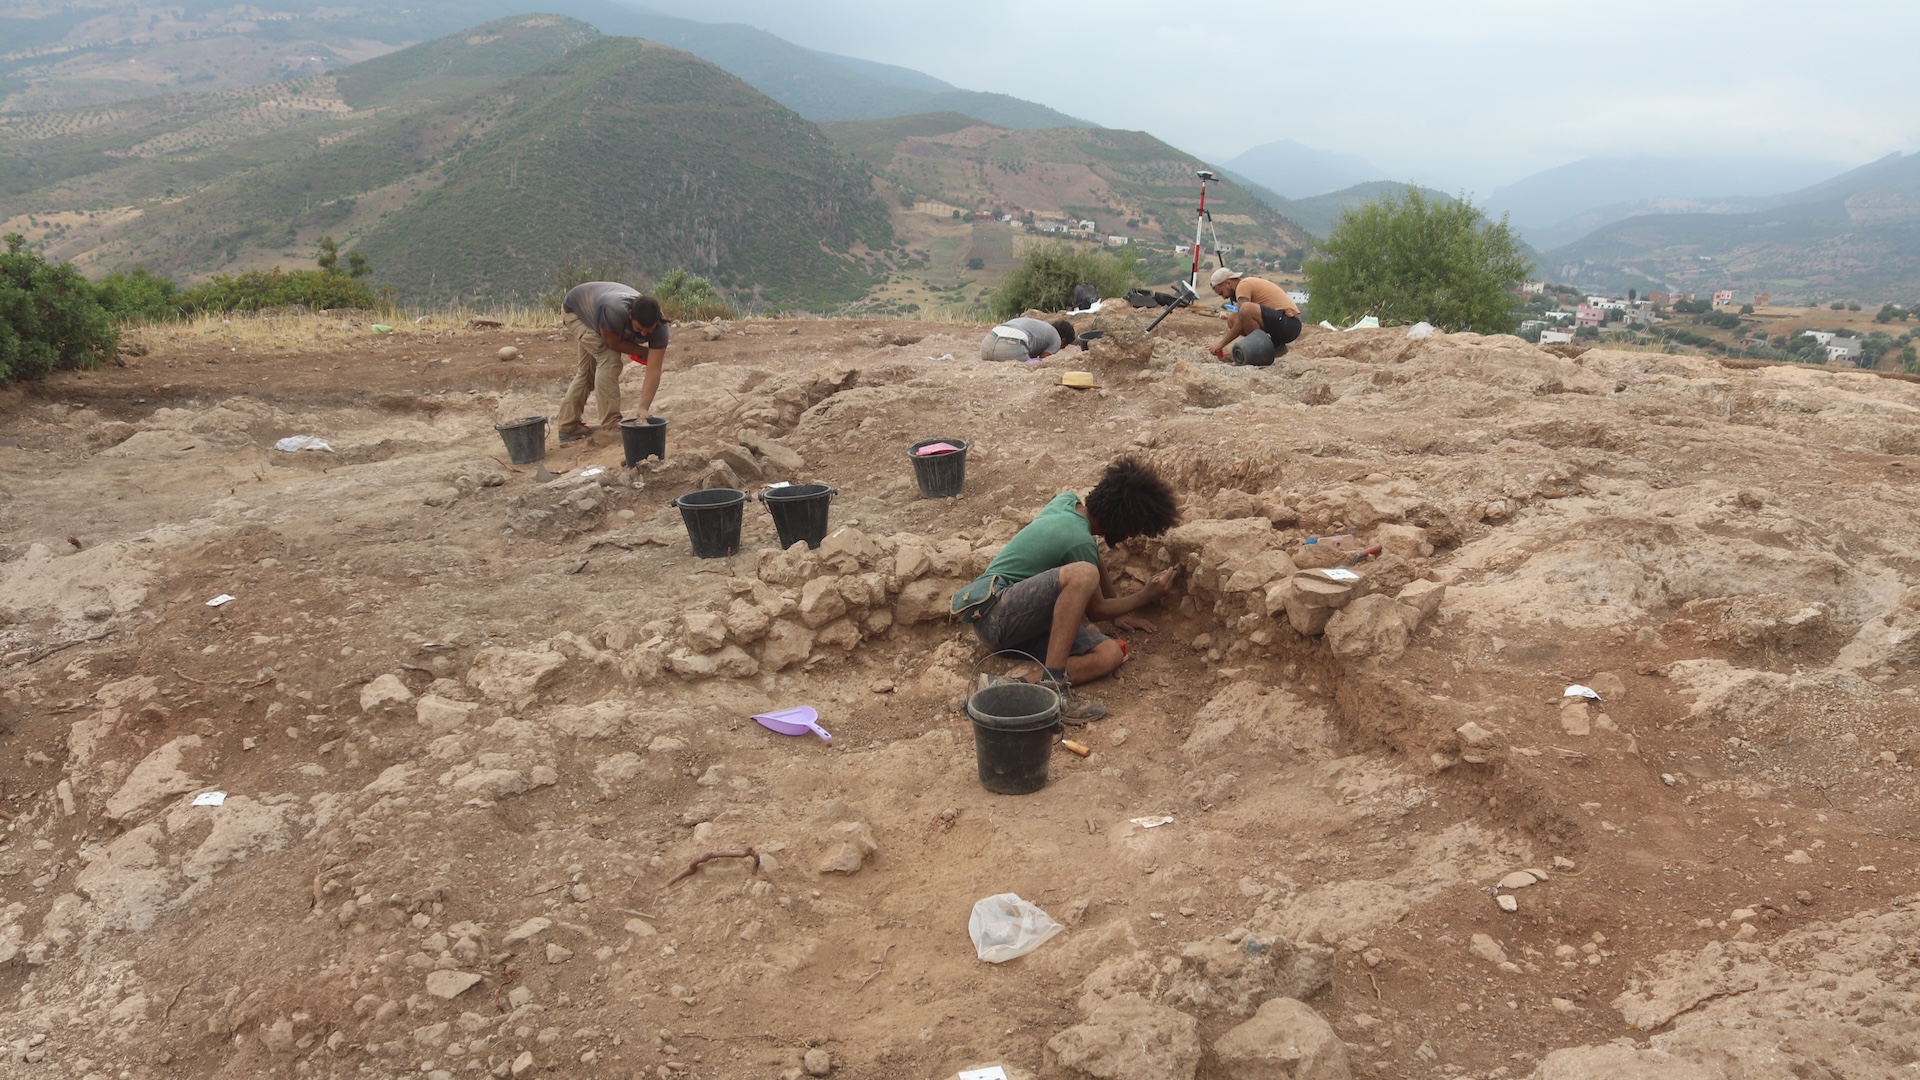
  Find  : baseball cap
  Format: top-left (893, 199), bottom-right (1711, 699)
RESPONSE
top-left (1208, 267), bottom-right (1242, 287)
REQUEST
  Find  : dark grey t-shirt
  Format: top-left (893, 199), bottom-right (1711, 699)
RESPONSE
top-left (564, 282), bottom-right (670, 350)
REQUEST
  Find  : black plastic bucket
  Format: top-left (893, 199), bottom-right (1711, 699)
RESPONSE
top-left (1232, 330), bottom-right (1276, 367)
top-left (966, 681), bottom-right (1062, 795)
top-left (670, 488), bottom-right (747, 558)
top-left (909, 437), bottom-right (969, 499)
top-left (494, 416), bottom-right (548, 464)
top-left (759, 483), bottom-right (837, 550)
top-left (618, 416), bottom-right (668, 465)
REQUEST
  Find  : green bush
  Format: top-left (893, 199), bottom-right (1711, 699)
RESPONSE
top-left (652, 268), bottom-right (734, 321)
top-left (1303, 188), bottom-right (1530, 333)
top-left (172, 267), bottom-right (382, 314)
top-left (0, 233), bottom-right (119, 383)
top-left (990, 243), bottom-right (1136, 320)
top-left (94, 265), bottom-right (178, 323)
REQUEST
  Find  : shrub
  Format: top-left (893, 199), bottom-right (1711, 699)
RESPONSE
top-left (172, 267), bottom-right (382, 314)
top-left (652, 268), bottom-right (734, 322)
top-left (1303, 188), bottom-right (1531, 333)
top-left (94, 265), bottom-right (178, 323)
top-left (0, 233), bottom-right (119, 383)
top-left (990, 243), bottom-right (1136, 320)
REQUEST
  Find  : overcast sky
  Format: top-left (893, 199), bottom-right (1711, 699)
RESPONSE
top-left (658, 0), bottom-right (1919, 197)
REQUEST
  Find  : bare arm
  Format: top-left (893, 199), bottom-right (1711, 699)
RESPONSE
top-left (634, 347), bottom-right (665, 415)
top-left (1087, 567), bottom-right (1176, 622)
top-left (599, 326), bottom-right (648, 355)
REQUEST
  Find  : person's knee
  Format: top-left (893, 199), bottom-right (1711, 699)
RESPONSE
top-left (1058, 562), bottom-right (1099, 590)
top-left (1086, 638), bottom-right (1123, 669)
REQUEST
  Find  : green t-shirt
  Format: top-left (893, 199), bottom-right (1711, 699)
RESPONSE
top-left (981, 492), bottom-right (1100, 584)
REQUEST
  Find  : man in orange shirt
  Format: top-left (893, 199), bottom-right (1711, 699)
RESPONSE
top-left (1206, 268), bottom-right (1302, 366)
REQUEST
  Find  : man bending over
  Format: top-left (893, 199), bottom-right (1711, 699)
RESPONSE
top-left (955, 457), bottom-right (1181, 720)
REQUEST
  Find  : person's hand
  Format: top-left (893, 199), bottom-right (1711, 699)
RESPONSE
top-left (1210, 348), bottom-right (1226, 359)
top-left (1114, 613), bottom-right (1158, 633)
top-left (1145, 567), bottom-right (1177, 598)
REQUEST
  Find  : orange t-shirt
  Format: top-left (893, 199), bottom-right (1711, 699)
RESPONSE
top-left (1234, 277), bottom-right (1300, 318)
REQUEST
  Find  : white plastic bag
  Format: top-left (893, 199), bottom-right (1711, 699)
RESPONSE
top-left (274, 435), bottom-right (333, 452)
top-left (1406, 321), bottom-right (1436, 339)
top-left (968, 893), bottom-right (1064, 963)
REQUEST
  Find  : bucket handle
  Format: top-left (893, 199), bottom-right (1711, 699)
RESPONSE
top-left (967, 649), bottom-right (1065, 735)
top-left (968, 649), bottom-right (1067, 693)
top-left (756, 485), bottom-right (837, 503)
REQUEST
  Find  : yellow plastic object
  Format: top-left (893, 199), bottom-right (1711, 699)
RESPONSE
top-left (1061, 371), bottom-right (1096, 389)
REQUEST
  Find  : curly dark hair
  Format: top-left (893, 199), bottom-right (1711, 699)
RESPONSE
top-left (1050, 319), bottom-right (1076, 347)
top-left (1084, 456), bottom-right (1180, 545)
top-left (630, 294), bottom-right (664, 328)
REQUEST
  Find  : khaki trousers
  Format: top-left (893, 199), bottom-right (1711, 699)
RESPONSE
top-left (556, 312), bottom-right (624, 429)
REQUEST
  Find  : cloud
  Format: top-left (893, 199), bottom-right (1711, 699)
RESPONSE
top-left (655, 0), bottom-right (1920, 189)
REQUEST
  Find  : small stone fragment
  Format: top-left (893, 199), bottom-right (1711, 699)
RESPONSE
top-left (425, 970), bottom-right (482, 1000)
top-left (546, 943), bottom-right (573, 964)
top-left (497, 346), bottom-right (520, 362)
top-left (803, 1047), bottom-right (832, 1076)
top-left (1496, 894), bottom-right (1518, 912)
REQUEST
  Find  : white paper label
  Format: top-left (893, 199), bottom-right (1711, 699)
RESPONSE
top-left (191, 791), bottom-right (227, 806)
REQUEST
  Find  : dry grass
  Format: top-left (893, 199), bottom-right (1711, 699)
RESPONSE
top-left (129, 305), bottom-right (560, 351)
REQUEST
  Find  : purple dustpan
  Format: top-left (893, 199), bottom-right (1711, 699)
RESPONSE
top-left (754, 706), bottom-right (831, 742)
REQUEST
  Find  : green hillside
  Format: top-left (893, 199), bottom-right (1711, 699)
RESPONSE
top-left (822, 116), bottom-right (1311, 261)
top-left (1543, 153), bottom-right (1920, 303)
top-left (585, 6), bottom-right (1091, 129)
top-left (349, 38), bottom-right (893, 308)
top-left (0, 15), bottom-right (598, 210)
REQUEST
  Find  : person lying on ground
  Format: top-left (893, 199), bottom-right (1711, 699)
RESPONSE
top-left (979, 317), bottom-right (1077, 361)
top-left (1205, 268), bottom-right (1302, 365)
top-left (953, 456), bottom-right (1182, 721)
top-left (555, 282), bottom-right (671, 442)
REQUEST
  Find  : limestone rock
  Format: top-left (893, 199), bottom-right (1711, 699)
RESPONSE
top-left (814, 617), bottom-right (861, 651)
top-left (682, 611), bottom-right (728, 652)
top-left (104, 736), bottom-right (203, 822)
top-left (359, 673), bottom-right (414, 713)
top-left (1372, 523), bottom-right (1432, 561)
top-left (415, 694), bottom-right (477, 734)
top-left (1322, 595), bottom-right (1418, 661)
top-left (724, 598), bottom-right (772, 644)
top-left (496, 346), bottom-right (519, 361)
top-left (425, 970), bottom-right (482, 1000)
top-left (894, 578), bottom-right (961, 626)
top-left (817, 527), bottom-right (878, 574)
top-left (742, 435), bottom-right (805, 476)
top-left (818, 821), bottom-right (878, 874)
top-left (756, 544), bottom-right (818, 587)
top-left (1560, 700), bottom-right (1591, 736)
top-left (758, 621), bottom-right (815, 672)
top-left (466, 647), bottom-right (566, 707)
top-left (1456, 721), bottom-right (1496, 747)
top-left (1587, 671), bottom-right (1627, 700)
top-left (803, 1047), bottom-right (832, 1076)
top-left (502, 917), bottom-right (552, 947)
top-left (798, 577), bottom-right (847, 629)
top-left (892, 544), bottom-right (932, 583)
top-left (1212, 997), bottom-right (1351, 1080)
top-left (1396, 579), bottom-right (1446, 624)
top-left (712, 445), bottom-right (764, 481)
top-left (1469, 933), bottom-right (1507, 965)
top-left (1284, 570), bottom-right (1364, 635)
top-left (1046, 994), bottom-right (1201, 1080)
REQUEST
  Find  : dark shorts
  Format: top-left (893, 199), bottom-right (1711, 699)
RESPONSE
top-left (1259, 308), bottom-right (1303, 345)
top-left (972, 566), bottom-right (1108, 663)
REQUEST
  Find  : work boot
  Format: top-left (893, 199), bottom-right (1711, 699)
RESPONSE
top-left (1055, 683), bottom-right (1107, 724)
top-left (557, 423), bottom-right (594, 443)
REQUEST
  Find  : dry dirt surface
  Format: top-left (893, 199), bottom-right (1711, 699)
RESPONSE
top-left (3, 309), bottom-right (1920, 1080)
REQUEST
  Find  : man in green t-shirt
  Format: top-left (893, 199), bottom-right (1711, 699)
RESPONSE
top-left (957, 457), bottom-right (1182, 720)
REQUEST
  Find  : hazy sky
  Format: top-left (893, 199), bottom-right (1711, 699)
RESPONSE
top-left (656, 0), bottom-right (1920, 197)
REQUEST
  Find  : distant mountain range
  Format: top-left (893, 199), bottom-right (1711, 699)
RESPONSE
top-left (3, 18), bottom-right (895, 308)
top-left (1486, 156), bottom-right (1852, 249)
top-left (1543, 152), bottom-right (1920, 303)
top-left (1223, 139), bottom-right (1383, 201)
top-left (0, 0), bottom-right (1087, 132)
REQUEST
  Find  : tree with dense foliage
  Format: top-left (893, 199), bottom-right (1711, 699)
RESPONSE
top-left (93, 266), bottom-right (178, 323)
top-left (1302, 189), bottom-right (1532, 333)
top-left (0, 233), bottom-right (118, 383)
top-left (991, 243), bottom-right (1136, 320)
